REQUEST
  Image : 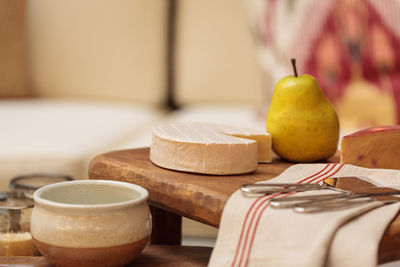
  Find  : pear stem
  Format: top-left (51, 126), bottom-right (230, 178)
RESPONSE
top-left (291, 58), bottom-right (298, 77)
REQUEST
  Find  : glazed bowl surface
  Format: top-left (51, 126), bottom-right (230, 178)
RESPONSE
top-left (31, 180), bottom-right (151, 267)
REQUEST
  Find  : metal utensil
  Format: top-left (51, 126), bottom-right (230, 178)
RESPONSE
top-left (293, 190), bottom-right (400, 213)
top-left (241, 183), bottom-right (327, 195)
top-left (242, 176), bottom-right (400, 213)
top-left (269, 176), bottom-right (400, 212)
top-left (269, 191), bottom-right (350, 209)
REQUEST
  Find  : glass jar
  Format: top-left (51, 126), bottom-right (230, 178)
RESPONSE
top-left (0, 173), bottom-right (73, 256)
top-left (9, 174), bottom-right (73, 199)
top-left (0, 191), bottom-right (36, 256)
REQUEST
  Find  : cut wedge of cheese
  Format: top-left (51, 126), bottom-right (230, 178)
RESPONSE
top-left (340, 126), bottom-right (400, 169)
top-left (150, 122), bottom-right (271, 175)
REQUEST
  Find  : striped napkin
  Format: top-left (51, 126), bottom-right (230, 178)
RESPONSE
top-left (208, 164), bottom-right (400, 267)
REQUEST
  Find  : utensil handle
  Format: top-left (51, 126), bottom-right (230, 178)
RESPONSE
top-left (270, 191), bottom-right (349, 209)
top-left (293, 197), bottom-right (374, 213)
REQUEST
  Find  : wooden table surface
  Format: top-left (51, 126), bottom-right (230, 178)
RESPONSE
top-left (0, 245), bottom-right (212, 267)
top-left (89, 147), bottom-right (400, 264)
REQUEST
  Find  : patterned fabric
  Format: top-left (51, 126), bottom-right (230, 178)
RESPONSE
top-left (250, 0), bottom-right (400, 128)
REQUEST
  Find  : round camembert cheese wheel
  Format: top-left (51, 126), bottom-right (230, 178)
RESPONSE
top-left (150, 122), bottom-right (271, 175)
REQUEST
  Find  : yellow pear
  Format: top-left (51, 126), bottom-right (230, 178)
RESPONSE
top-left (266, 59), bottom-right (339, 162)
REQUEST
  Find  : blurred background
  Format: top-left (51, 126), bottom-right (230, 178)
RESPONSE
top-left (1, 0), bottom-right (400, 248)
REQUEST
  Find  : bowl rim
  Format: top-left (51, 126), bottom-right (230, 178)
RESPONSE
top-left (33, 180), bottom-right (148, 209)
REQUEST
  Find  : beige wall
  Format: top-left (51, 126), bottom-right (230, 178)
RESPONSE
top-left (27, 0), bottom-right (166, 105)
top-left (0, 0), bottom-right (31, 98)
top-left (26, 0), bottom-right (263, 106)
top-left (176, 0), bottom-right (264, 106)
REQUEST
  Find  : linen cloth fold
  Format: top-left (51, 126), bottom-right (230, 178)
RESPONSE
top-left (208, 164), bottom-right (400, 267)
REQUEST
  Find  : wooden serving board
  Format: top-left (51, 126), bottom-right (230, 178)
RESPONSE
top-left (88, 148), bottom-right (400, 264)
top-left (89, 148), bottom-right (309, 227)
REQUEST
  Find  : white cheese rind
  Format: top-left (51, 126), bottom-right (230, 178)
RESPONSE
top-left (150, 122), bottom-right (269, 175)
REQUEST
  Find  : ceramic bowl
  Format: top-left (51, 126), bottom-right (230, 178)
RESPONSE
top-left (30, 180), bottom-right (151, 267)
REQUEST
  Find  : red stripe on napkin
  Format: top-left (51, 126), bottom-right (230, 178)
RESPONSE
top-left (241, 163), bottom-right (344, 267)
top-left (230, 194), bottom-right (271, 267)
top-left (231, 163), bottom-right (336, 267)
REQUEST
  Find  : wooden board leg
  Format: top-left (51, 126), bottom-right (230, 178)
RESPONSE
top-left (150, 206), bottom-right (182, 245)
